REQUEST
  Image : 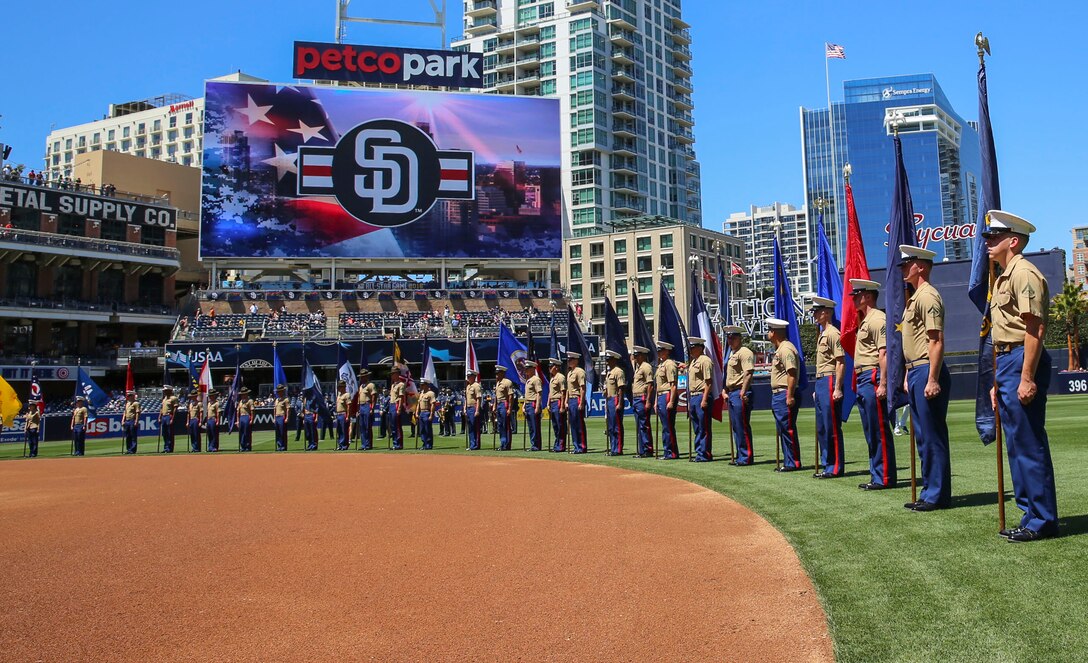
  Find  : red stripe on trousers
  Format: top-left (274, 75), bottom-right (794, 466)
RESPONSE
top-left (829, 377), bottom-right (841, 475)
top-left (874, 369), bottom-right (890, 485)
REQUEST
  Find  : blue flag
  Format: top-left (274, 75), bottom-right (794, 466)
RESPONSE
top-left (497, 322), bottom-right (528, 390)
top-left (604, 296), bottom-right (634, 404)
top-left (527, 323), bottom-right (548, 405)
top-left (773, 236), bottom-right (809, 391)
top-left (302, 355), bottom-right (331, 422)
top-left (630, 289), bottom-right (657, 367)
top-left (966, 61), bottom-right (1001, 445)
top-left (74, 367), bottom-right (110, 421)
top-left (883, 133), bottom-right (918, 414)
top-left (656, 279), bottom-right (687, 363)
top-left (716, 259), bottom-right (732, 325)
top-left (223, 353), bottom-right (243, 433)
top-left (549, 314), bottom-right (562, 360)
top-left (273, 344), bottom-right (288, 390)
top-left (566, 305), bottom-right (596, 394)
top-left (816, 215), bottom-right (856, 420)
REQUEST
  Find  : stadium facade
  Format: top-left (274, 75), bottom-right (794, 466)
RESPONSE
top-left (801, 73), bottom-right (982, 270)
top-left (452, 0), bottom-right (702, 237)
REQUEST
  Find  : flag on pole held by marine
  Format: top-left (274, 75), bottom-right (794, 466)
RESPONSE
top-left (125, 364), bottom-right (135, 396)
top-left (967, 55), bottom-right (1002, 445)
top-left (548, 314), bottom-right (563, 361)
top-left (421, 341), bottom-right (437, 387)
top-left (566, 305), bottom-right (596, 394)
top-left (840, 179), bottom-right (872, 357)
top-left (526, 323), bottom-right (549, 405)
top-left (630, 288), bottom-right (657, 367)
top-left (497, 322), bottom-right (528, 390)
top-left (302, 355), bottom-right (331, 422)
top-left (688, 267), bottom-right (725, 421)
top-left (273, 344), bottom-right (289, 392)
top-left (223, 354), bottom-right (243, 433)
top-left (336, 342), bottom-right (357, 404)
top-left (198, 357), bottom-right (213, 410)
top-left (30, 370), bottom-right (44, 416)
top-left (465, 335), bottom-right (480, 378)
top-left (773, 236), bottom-right (809, 392)
top-left (883, 133), bottom-right (918, 414)
top-left (816, 214), bottom-right (856, 420)
top-left (603, 296), bottom-right (634, 404)
top-left (74, 367), bottom-right (110, 422)
top-left (656, 279), bottom-right (687, 363)
top-left (0, 375), bottom-right (22, 427)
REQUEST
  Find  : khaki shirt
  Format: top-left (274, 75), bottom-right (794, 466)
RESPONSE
top-left (160, 395), bottom-right (179, 417)
top-left (27, 410), bottom-right (40, 431)
top-left (631, 362), bottom-right (654, 396)
top-left (188, 401), bottom-right (202, 419)
top-left (335, 392), bottom-right (351, 414)
top-left (566, 367), bottom-right (586, 399)
top-left (495, 377), bottom-right (514, 402)
top-left (524, 374), bottom-right (542, 405)
top-left (417, 391), bottom-right (436, 413)
top-left (466, 382), bottom-right (482, 407)
top-left (726, 346), bottom-right (755, 391)
top-left (655, 359), bottom-right (678, 394)
top-left (855, 308), bottom-right (887, 369)
top-left (770, 341), bottom-right (800, 390)
top-left (274, 397), bottom-right (291, 417)
top-left (358, 382), bottom-right (377, 406)
top-left (688, 354), bottom-right (713, 392)
top-left (604, 365), bottom-right (627, 397)
top-left (902, 281), bottom-right (944, 364)
top-left (815, 324), bottom-right (844, 377)
top-left (207, 401), bottom-right (221, 421)
top-left (390, 382), bottom-right (406, 404)
top-left (992, 254), bottom-right (1049, 345)
top-left (72, 406), bottom-right (88, 425)
top-left (122, 401), bottom-right (140, 423)
top-left (237, 399), bottom-right (254, 417)
top-left (548, 372), bottom-right (567, 402)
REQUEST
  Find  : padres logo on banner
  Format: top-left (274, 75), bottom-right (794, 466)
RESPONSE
top-left (297, 119), bottom-right (475, 228)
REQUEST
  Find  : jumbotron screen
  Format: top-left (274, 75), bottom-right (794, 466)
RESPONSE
top-left (199, 81), bottom-right (563, 259)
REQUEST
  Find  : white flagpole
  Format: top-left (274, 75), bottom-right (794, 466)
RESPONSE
top-left (824, 43), bottom-right (843, 262)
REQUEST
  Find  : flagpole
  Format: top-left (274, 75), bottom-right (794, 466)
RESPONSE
top-left (824, 42), bottom-right (843, 261)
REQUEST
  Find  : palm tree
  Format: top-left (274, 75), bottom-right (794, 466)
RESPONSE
top-left (1052, 281), bottom-right (1086, 370)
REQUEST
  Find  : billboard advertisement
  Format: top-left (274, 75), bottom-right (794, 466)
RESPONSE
top-left (293, 42), bottom-right (484, 88)
top-left (200, 81), bottom-right (563, 259)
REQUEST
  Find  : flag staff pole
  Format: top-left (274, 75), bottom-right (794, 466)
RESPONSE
top-left (824, 42), bottom-right (844, 262)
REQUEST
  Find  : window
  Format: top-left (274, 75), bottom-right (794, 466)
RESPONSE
top-left (616, 300), bottom-right (629, 316)
top-left (100, 220), bottom-right (127, 242)
top-left (638, 277), bottom-right (653, 294)
top-left (55, 265), bottom-right (84, 299)
top-left (540, 26), bottom-right (555, 39)
top-left (615, 280), bottom-right (629, 296)
top-left (570, 284), bottom-right (583, 299)
top-left (660, 253), bottom-right (674, 269)
top-left (570, 263), bottom-right (583, 279)
top-left (91, 132), bottom-right (101, 144)
top-left (592, 303), bottom-right (605, 319)
top-left (571, 150), bottom-right (600, 166)
top-left (152, 119), bottom-right (162, 131)
top-left (571, 17), bottom-right (594, 32)
top-left (107, 130), bottom-right (115, 141)
top-left (661, 274), bottom-right (675, 291)
top-left (614, 239), bottom-right (627, 254)
top-left (591, 282), bottom-right (606, 298)
top-left (123, 126), bottom-right (130, 138)
top-left (570, 245), bottom-right (582, 259)
top-left (590, 261), bottom-right (605, 278)
top-left (65, 138), bottom-right (73, 149)
top-left (540, 61), bottom-right (556, 77)
top-left (614, 259), bottom-right (627, 275)
top-left (700, 237), bottom-right (707, 251)
top-left (58, 214), bottom-right (85, 237)
top-left (571, 168), bottom-right (597, 186)
top-left (589, 242), bottom-right (604, 257)
top-left (571, 128), bottom-right (597, 147)
top-left (540, 79), bottom-right (557, 95)
top-left (540, 42), bottom-right (556, 58)
top-left (6, 262), bottom-right (37, 298)
top-left (690, 235), bottom-right (697, 248)
top-left (636, 237), bottom-right (652, 251)
top-left (98, 270), bottom-right (124, 303)
top-left (138, 273), bottom-right (164, 303)
top-left (637, 256), bottom-right (653, 272)
top-left (570, 32), bottom-right (595, 51)
top-left (659, 233), bottom-right (673, 248)
top-left (639, 299), bottom-right (654, 315)
top-left (572, 188), bottom-right (598, 205)
top-left (121, 139), bottom-right (131, 151)
top-left (185, 112), bottom-right (193, 125)
top-left (572, 208), bottom-right (600, 226)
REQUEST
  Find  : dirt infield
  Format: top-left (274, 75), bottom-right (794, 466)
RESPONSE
top-left (0, 454), bottom-right (832, 662)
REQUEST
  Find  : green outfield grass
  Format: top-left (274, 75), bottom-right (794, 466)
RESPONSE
top-left (4, 396), bottom-right (1087, 662)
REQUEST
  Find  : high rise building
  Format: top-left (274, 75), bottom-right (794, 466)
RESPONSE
top-left (452, 0), bottom-right (702, 237)
top-left (723, 203), bottom-right (810, 297)
top-left (801, 74), bottom-right (982, 270)
top-left (1072, 225), bottom-right (1088, 289)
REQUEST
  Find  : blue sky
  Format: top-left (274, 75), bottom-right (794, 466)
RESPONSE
top-left (0, 1), bottom-right (1084, 253)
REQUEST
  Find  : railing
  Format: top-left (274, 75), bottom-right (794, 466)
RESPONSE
top-left (0, 297), bottom-right (174, 316)
top-left (0, 227), bottom-right (180, 261)
top-left (2, 174), bottom-right (172, 206)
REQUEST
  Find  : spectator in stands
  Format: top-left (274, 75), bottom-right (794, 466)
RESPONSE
top-left (249, 303), bottom-right (258, 314)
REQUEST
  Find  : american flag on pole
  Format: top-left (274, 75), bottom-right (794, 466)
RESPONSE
top-left (826, 43), bottom-right (846, 59)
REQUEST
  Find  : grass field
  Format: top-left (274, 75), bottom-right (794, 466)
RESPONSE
top-left (4, 396), bottom-right (1087, 662)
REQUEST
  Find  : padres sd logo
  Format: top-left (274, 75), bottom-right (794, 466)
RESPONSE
top-left (298, 119), bottom-right (475, 228)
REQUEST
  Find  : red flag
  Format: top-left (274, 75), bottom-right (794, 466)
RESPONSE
top-left (702, 267), bottom-right (716, 283)
top-left (730, 261), bottom-right (745, 276)
top-left (125, 363), bottom-right (135, 394)
top-left (840, 181), bottom-right (871, 357)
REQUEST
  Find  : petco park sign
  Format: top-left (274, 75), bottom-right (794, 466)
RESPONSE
top-left (293, 41), bottom-right (484, 88)
top-left (884, 213), bottom-right (976, 250)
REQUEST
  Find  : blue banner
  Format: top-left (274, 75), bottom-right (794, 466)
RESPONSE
top-left (497, 323), bottom-right (528, 390)
top-left (74, 367), bottom-right (110, 421)
top-left (657, 280), bottom-right (687, 363)
top-left (883, 134), bottom-right (918, 414)
top-left (773, 237), bottom-right (809, 391)
top-left (816, 216), bottom-right (856, 420)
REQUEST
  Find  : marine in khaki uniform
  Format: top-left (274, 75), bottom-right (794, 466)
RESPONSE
top-left (25, 400), bottom-right (42, 458)
top-left (546, 359), bottom-right (568, 452)
top-left (236, 387), bottom-right (255, 452)
top-left (71, 396), bottom-right (89, 456)
top-left (811, 296), bottom-right (846, 478)
top-left (335, 380), bottom-right (352, 451)
top-left (899, 244), bottom-right (951, 511)
top-left (603, 350), bottom-right (627, 456)
top-left (723, 326), bottom-right (755, 465)
top-left (187, 395), bottom-right (203, 453)
top-left (389, 371), bottom-right (407, 450)
top-left (654, 342), bottom-right (680, 459)
top-left (357, 369), bottom-right (377, 450)
top-left (121, 390), bottom-right (141, 454)
top-left (565, 352), bottom-right (588, 454)
top-left (630, 346), bottom-right (655, 458)
top-left (984, 210), bottom-right (1058, 541)
top-left (159, 386), bottom-right (180, 453)
top-left (687, 337), bottom-right (714, 462)
top-left (416, 380), bottom-right (437, 450)
top-left (273, 384), bottom-right (292, 452)
top-left (206, 391), bottom-right (222, 452)
top-left (850, 279), bottom-right (896, 490)
top-left (465, 371), bottom-right (483, 450)
top-left (494, 366), bottom-right (515, 451)
top-left (767, 318), bottom-right (802, 471)
top-left (522, 361), bottom-right (543, 451)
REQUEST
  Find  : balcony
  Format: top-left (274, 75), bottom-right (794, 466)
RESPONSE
top-left (668, 91), bottom-right (694, 110)
top-left (670, 43), bottom-right (692, 61)
top-left (611, 46), bottom-right (635, 64)
top-left (611, 66), bottom-right (635, 83)
top-left (0, 227), bottom-right (181, 270)
top-left (668, 74), bottom-right (693, 94)
top-left (612, 138), bottom-right (637, 156)
top-left (612, 156), bottom-right (638, 174)
top-left (494, 74), bottom-right (517, 92)
top-left (606, 8), bottom-right (637, 31)
top-left (516, 34), bottom-right (541, 50)
top-left (612, 84), bottom-right (635, 100)
top-left (465, 16), bottom-right (498, 34)
top-left (516, 70), bottom-right (540, 83)
top-left (612, 194), bottom-right (647, 214)
top-left (668, 13), bottom-right (691, 29)
top-left (669, 60), bottom-right (693, 77)
top-left (612, 102), bottom-right (636, 118)
top-left (493, 56), bottom-right (516, 71)
top-left (611, 177), bottom-right (640, 194)
top-left (495, 37), bottom-right (516, 53)
top-left (672, 110), bottom-right (695, 126)
top-left (516, 52), bottom-right (540, 64)
top-left (612, 120), bottom-right (637, 137)
top-left (466, 0), bottom-right (497, 17)
top-left (671, 126), bottom-right (695, 143)
top-left (566, 0), bottom-right (599, 11)
top-left (669, 27), bottom-right (692, 45)
top-left (0, 297), bottom-right (176, 324)
top-left (609, 26), bottom-right (636, 47)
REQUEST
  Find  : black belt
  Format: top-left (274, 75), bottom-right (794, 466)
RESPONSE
top-left (995, 341), bottom-right (1024, 355)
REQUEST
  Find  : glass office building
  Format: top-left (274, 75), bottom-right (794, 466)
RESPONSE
top-left (801, 74), bottom-right (982, 270)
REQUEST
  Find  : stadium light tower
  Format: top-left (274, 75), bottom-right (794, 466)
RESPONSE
top-left (336, 0), bottom-right (448, 48)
